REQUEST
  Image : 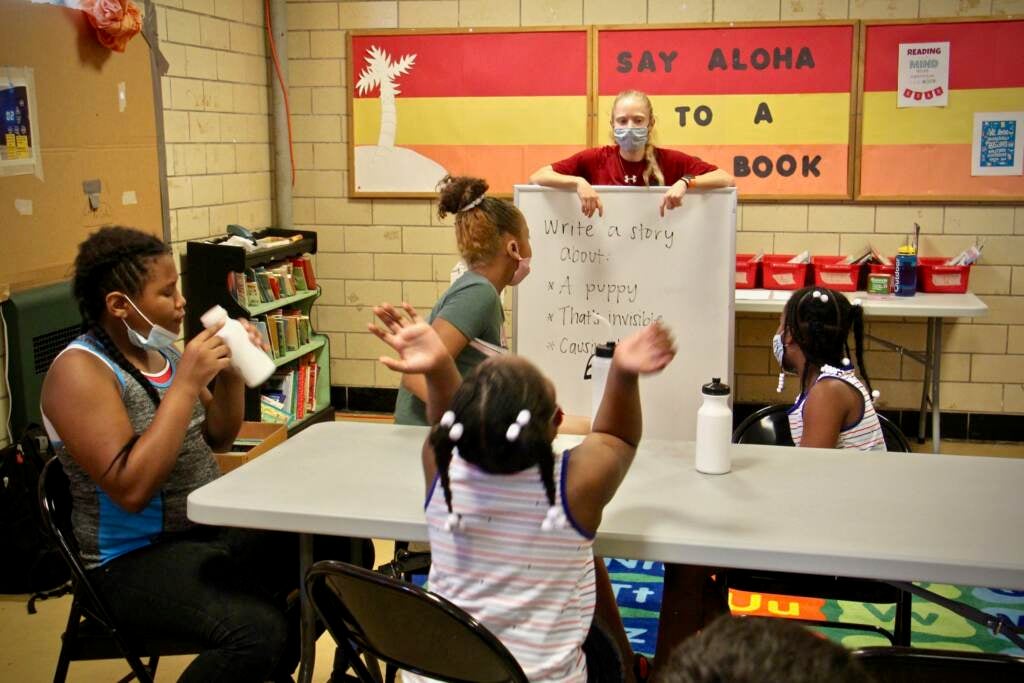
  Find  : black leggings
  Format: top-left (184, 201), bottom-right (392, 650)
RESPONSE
top-left (89, 526), bottom-right (371, 682)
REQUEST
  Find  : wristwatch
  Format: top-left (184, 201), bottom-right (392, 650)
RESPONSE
top-left (682, 175), bottom-right (695, 189)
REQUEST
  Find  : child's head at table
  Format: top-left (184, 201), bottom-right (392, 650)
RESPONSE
top-left (436, 175), bottom-right (532, 272)
top-left (428, 355), bottom-right (564, 522)
top-left (72, 226), bottom-right (176, 408)
top-left (657, 615), bottom-right (873, 683)
top-left (775, 286), bottom-right (874, 396)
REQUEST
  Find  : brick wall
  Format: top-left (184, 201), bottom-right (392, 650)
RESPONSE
top-left (287, 0), bottom-right (1023, 414)
top-left (153, 0), bottom-right (276, 268)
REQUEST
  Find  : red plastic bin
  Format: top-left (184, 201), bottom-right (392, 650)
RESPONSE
top-left (735, 254), bottom-right (761, 289)
top-left (811, 256), bottom-right (860, 292)
top-left (762, 254), bottom-right (810, 290)
top-left (917, 257), bottom-right (972, 293)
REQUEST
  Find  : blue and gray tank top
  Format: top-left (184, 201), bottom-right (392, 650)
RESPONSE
top-left (42, 332), bottom-right (219, 570)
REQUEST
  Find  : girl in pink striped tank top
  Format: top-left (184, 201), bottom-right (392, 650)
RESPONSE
top-left (370, 303), bottom-right (676, 682)
top-left (774, 286), bottom-right (885, 451)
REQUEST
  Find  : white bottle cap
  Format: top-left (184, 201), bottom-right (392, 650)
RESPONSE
top-left (200, 305), bottom-right (228, 328)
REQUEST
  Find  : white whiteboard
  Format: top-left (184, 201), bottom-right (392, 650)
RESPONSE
top-left (513, 186), bottom-right (736, 441)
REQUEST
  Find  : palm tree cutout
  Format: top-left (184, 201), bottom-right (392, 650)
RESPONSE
top-left (356, 46), bottom-right (416, 148)
top-left (354, 45), bottom-right (446, 191)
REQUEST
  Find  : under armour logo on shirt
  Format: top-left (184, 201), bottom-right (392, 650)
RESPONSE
top-left (624, 175), bottom-right (637, 183)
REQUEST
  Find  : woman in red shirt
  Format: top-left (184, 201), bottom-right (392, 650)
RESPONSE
top-left (530, 90), bottom-right (734, 217)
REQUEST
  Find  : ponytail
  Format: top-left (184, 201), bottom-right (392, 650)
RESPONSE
top-left (642, 141), bottom-right (665, 186)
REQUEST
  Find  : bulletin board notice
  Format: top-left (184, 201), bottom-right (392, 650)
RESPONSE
top-left (858, 18), bottom-right (1024, 202)
top-left (348, 28), bottom-right (591, 197)
top-left (594, 22), bottom-right (858, 200)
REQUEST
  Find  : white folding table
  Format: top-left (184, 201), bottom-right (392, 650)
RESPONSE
top-left (735, 291), bottom-right (988, 452)
top-left (188, 422), bottom-right (1024, 682)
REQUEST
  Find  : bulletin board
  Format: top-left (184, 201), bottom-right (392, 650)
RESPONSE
top-left (858, 18), bottom-right (1024, 202)
top-left (0, 2), bottom-right (163, 292)
top-left (347, 28), bottom-right (591, 197)
top-left (595, 22), bottom-right (858, 201)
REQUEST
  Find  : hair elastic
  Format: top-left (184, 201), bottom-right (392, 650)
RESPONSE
top-left (458, 194), bottom-right (485, 212)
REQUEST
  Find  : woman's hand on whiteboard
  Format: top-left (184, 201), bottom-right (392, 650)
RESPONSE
top-left (575, 179), bottom-right (604, 218)
top-left (368, 302), bottom-right (447, 375)
top-left (613, 321), bottom-right (677, 376)
top-left (659, 180), bottom-right (688, 216)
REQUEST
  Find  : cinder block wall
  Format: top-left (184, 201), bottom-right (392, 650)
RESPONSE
top-left (157, 0), bottom-right (1024, 417)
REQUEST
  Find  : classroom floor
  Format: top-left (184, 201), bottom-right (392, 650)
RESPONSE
top-left (2, 413), bottom-right (1019, 682)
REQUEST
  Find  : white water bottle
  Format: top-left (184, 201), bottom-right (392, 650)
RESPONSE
top-left (200, 305), bottom-right (275, 388)
top-left (584, 342), bottom-right (616, 423)
top-left (695, 377), bottom-right (733, 474)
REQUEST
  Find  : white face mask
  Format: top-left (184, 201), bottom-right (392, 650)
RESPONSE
top-left (510, 256), bottom-right (531, 286)
top-left (123, 296), bottom-right (178, 350)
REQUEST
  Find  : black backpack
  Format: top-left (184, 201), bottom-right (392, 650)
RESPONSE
top-left (0, 425), bottom-right (70, 598)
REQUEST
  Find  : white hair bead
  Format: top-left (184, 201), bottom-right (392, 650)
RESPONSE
top-left (444, 512), bottom-right (463, 533)
top-left (776, 372), bottom-right (786, 393)
top-left (852, 298), bottom-right (863, 307)
top-left (440, 410), bottom-right (456, 428)
top-left (871, 389), bottom-right (881, 400)
top-left (813, 290), bottom-right (821, 298)
top-left (541, 505), bottom-right (566, 532)
top-left (448, 422), bottom-right (464, 442)
top-left (506, 409), bottom-right (532, 442)
top-left (842, 357), bottom-right (851, 366)
top-left (820, 294), bottom-right (829, 303)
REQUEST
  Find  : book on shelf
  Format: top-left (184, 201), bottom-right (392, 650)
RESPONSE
top-left (259, 353), bottom-right (319, 424)
top-left (261, 312), bottom-right (313, 358)
top-left (228, 255), bottom-right (319, 309)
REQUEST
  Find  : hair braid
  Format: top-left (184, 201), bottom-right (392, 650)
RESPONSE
top-left (89, 323), bottom-right (162, 408)
top-left (850, 305), bottom-right (874, 398)
top-left (537, 451), bottom-right (557, 509)
top-left (434, 434), bottom-right (456, 514)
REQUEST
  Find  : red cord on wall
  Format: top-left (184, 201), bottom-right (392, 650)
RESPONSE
top-left (265, 0), bottom-right (296, 187)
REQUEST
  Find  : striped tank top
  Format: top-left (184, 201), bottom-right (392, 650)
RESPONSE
top-left (41, 333), bottom-right (219, 570)
top-left (788, 364), bottom-right (886, 451)
top-left (407, 449), bottom-right (596, 683)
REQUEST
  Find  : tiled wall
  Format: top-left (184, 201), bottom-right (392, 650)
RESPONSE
top-left (285, 0), bottom-right (1023, 413)
top-left (152, 0), bottom-right (276, 267)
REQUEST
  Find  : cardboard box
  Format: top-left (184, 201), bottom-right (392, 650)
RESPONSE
top-left (215, 422), bottom-right (287, 474)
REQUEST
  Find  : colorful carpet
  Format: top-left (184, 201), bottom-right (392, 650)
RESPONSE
top-left (605, 558), bottom-right (1024, 658)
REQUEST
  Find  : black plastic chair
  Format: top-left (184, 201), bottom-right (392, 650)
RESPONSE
top-left (852, 646), bottom-right (1024, 682)
top-left (733, 404), bottom-right (911, 453)
top-left (306, 559), bottom-right (528, 683)
top-left (37, 457), bottom-right (201, 683)
top-left (726, 404), bottom-right (913, 645)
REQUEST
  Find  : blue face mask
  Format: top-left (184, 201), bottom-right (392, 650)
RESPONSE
top-left (123, 296), bottom-right (178, 350)
top-left (613, 126), bottom-right (649, 152)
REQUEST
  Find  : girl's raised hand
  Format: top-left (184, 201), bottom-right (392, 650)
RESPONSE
top-left (369, 302), bottom-right (448, 374)
top-left (613, 321), bottom-right (677, 375)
